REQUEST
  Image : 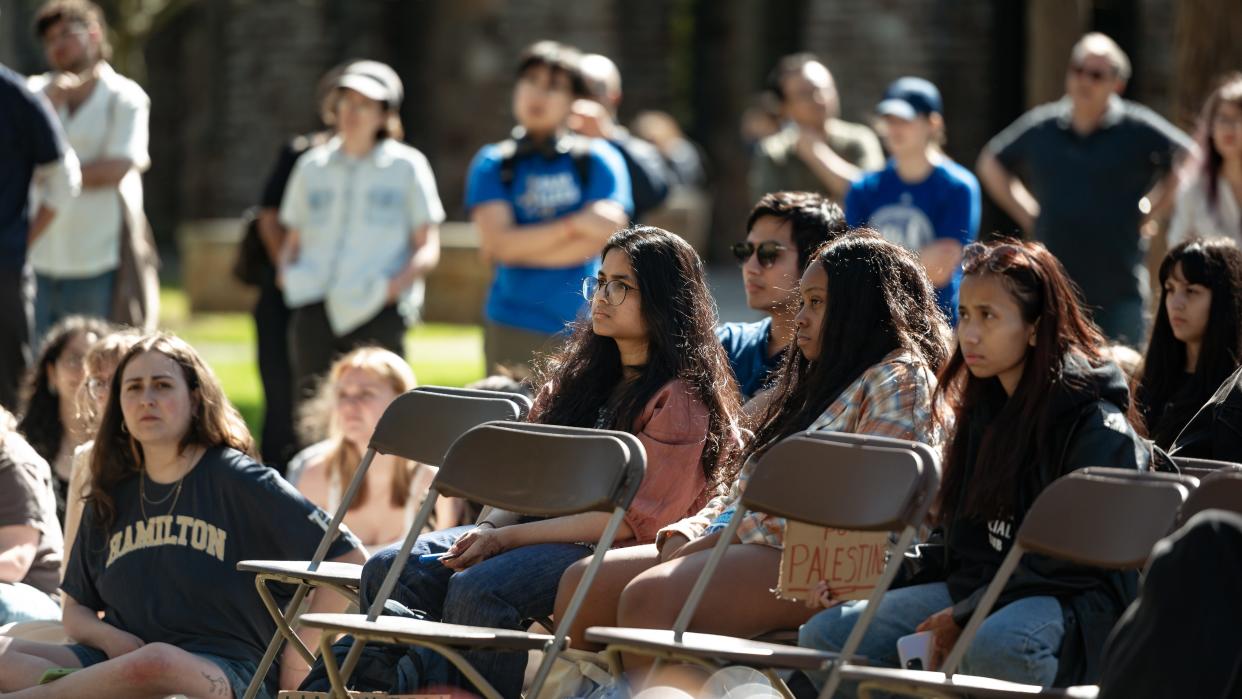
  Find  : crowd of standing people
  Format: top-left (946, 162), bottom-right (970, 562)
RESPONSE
top-left (1, 1), bottom-right (1241, 697)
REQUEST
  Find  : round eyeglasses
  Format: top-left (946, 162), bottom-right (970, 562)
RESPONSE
top-left (582, 277), bottom-right (633, 306)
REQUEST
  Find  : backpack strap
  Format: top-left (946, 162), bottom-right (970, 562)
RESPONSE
top-left (496, 138), bottom-right (520, 189)
top-left (496, 133), bottom-right (593, 193)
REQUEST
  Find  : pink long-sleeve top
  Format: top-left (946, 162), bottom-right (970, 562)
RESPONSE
top-left (531, 378), bottom-right (714, 545)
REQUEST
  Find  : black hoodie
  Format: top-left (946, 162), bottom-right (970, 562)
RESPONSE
top-left (942, 355), bottom-right (1150, 686)
top-left (1170, 364), bottom-right (1242, 464)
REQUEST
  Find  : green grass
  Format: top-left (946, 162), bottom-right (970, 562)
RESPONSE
top-left (158, 288), bottom-right (485, 443)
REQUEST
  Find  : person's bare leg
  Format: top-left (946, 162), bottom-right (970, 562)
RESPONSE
top-left (554, 544), bottom-right (661, 651)
top-left (616, 543), bottom-right (815, 678)
top-left (2, 642), bottom-right (235, 699)
top-left (0, 637), bottom-right (82, 691)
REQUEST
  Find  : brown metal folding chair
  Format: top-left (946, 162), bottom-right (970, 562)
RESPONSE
top-left (1173, 455), bottom-right (1242, 481)
top-left (584, 430), bottom-right (942, 698)
top-left (838, 468), bottom-right (1196, 699)
top-left (237, 386), bottom-right (527, 699)
top-left (297, 420), bottom-right (647, 699)
top-left (1177, 466), bottom-right (1242, 525)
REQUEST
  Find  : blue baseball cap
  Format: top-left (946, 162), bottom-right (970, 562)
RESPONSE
top-left (875, 77), bottom-right (942, 120)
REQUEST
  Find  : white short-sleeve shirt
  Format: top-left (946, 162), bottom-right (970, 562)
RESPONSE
top-left (1167, 174), bottom-right (1242, 248)
top-left (28, 63), bottom-right (150, 277)
top-left (279, 137), bottom-right (445, 335)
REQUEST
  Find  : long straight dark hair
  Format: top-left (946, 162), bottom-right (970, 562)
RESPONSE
top-left (19, 315), bottom-right (111, 465)
top-left (748, 232), bottom-right (951, 459)
top-left (1136, 238), bottom-right (1242, 447)
top-left (935, 240), bottom-right (1125, 521)
top-left (1191, 73), bottom-right (1242, 216)
top-left (532, 226), bottom-right (743, 484)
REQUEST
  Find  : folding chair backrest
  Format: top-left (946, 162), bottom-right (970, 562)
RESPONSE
top-left (417, 385), bottom-right (534, 420)
top-left (434, 422), bottom-right (646, 516)
top-left (743, 432), bottom-right (937, 532)
top-left (1017, 468), bottom-right (1194, 568)
top-left (941, 468), bottom-right (1192, 678)
top-left (1179, 467), bottom-right (1242, 524)
top-left (368, 387), bottom-right (524, 466)
top-left (1174, 456), bottom-right (1242, 473)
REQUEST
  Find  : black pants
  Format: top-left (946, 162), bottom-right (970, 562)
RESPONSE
top-left (288, 301), bottom-right (406, 426)
top-left (253, 279), bottom-right (296, 474)
top-left (0, 266), bottom-right (32, 413)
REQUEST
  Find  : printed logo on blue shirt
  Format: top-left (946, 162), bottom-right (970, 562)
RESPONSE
top-left (868, 201), bottom-right (936, 252)
top-left (517, 172), bottom-right (582, 220)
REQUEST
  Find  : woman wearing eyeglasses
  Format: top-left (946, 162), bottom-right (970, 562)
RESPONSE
top-left (555, 233), bottom-right (949, 688)
top-left (355, 226), bottom-right (743, 697)
top-left (800, 240), bottom-right (1150, 695)
top-left (717, 191), bottom-right (847, 401)
top-left (1167, 73), bottom-right (1242, 247)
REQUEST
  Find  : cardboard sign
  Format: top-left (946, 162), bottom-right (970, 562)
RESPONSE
top-left (777, 521), bottom-right (891, 602)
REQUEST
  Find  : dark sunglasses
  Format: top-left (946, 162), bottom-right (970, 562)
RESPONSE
top-left (1070, 64), bottom-right (1115, 83)
top-left (731, 241), bottom-right (787, 268)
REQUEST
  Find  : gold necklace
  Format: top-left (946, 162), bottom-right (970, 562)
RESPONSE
top-left (139, 447), bottom-right (197, 520)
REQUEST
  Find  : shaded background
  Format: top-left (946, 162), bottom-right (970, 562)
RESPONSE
top-left (3, 0), bottom-right (1241, 263)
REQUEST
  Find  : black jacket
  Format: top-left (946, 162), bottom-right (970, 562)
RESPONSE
top-left (1170, 364), bottom-right (1242, 464)
top-left (942, 356), bottom-right (1149, 686)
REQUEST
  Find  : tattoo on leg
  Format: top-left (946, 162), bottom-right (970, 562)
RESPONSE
top-left (202, 670), bottom-right (230, 697)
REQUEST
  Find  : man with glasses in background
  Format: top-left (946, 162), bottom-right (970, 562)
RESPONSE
top-left (717, 191), bottom-right (847, 403)
top-left (976, 32), bottom-right (1192, 345)
top-left (28, 1), bottom-right (152, 343)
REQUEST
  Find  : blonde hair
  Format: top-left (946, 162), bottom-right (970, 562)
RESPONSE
top-left (302, 347), bottom-right (418, 510)
top-left (76, 329), bottom-right (142, 432)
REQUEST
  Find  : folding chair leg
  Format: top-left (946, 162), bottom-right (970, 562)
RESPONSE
top-left (338, 489), bottom-right (441, 685)
top-left (416, 640), bottom-right (505, 699)
top-left (243, 581), bottom-right (313, 699)
top-left (762, 669), bottom-right (797, 699)
top-left (255, 577), bottom-right (316, 666)
top-left (319, 633), bottom-right (350, 699)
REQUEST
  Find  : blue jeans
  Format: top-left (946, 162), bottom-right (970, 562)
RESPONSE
top-left (0, 582), bottom-right (59, 624)
top-left (359, 525), bottom-right (592, 697)
top-left (33, 270), bottom-right (115, 346)
top-left (798, 582), bottom-right (1064, 697)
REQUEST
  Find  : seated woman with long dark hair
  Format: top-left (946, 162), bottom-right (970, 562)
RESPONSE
top-left (19, 316), bottom-right (110, 521)
top-left (356, 225), bottom-right (743, 697)
top-left (0, 334), bottom-right (366, 699)
top-left (800, 240), bottom-right (1151, 695)
top-left (1135, 237), bottom-right (1242, 452)
top-left (555, 233), bottom-right (950, 675)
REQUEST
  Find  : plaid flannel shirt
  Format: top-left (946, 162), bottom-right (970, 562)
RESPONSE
top-left (656, 349), bottom-right (942, 549)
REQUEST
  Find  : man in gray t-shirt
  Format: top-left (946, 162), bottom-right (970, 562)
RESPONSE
top-left (0, 411), bottom-right (63, 623)
top-left (978, 33), bottom-right (1192, 345)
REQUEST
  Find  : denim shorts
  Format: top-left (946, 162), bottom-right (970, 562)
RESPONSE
top-left (66, 643), bottom-right (270, 699)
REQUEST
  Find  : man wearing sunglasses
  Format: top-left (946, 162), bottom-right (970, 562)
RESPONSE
top-left (717, 191), bottom-right (847, 402)
top-left (977, 32), bottom-right (1192, 345)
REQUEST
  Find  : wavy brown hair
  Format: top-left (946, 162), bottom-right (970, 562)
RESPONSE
top-left (87, 333), bottom-right (254, 530)
top-left (935, 240), bottom-right (1130, 521)
top-left (19, 315), bottom-right (111, 465)
top-left (532, 226), bottom-right (743, 485)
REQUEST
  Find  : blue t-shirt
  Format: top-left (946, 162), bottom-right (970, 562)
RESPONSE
top-left (466, 138), bottom-right (632, 334)
top-left (845, 159), bottom-right (981, 321)
top-left (0, 64), bottom-right (66, 269)
top-left (717, 317), bottom-right (785, 399)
